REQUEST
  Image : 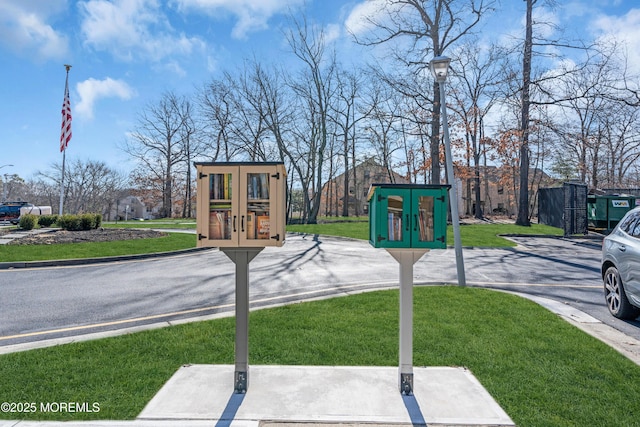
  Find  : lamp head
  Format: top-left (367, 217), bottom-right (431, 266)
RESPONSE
top-left (430, 56), bottom-right (451, 83)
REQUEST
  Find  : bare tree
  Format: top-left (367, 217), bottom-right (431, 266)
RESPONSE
top-left (362, 79), bottom-right (405, 181)
top-left (174, 96), bottom-right (199, 217)
top-left (199, 78), bottom-right (237, 161)
top-left (449, 41), bottom-right (503, 218)
top-left (284, 15), bottom-right (338, 223)
top-left (353, 0), bottom-right (495, 184)
top-left (332, 70), bottom-right (366, 217)
top-left (510, 0), bottom-right (596, 225)
top-left (1, 174), bottom-right (26, 202)
top-left (36, 159), bottom-right (125, 215)
top-left (122, 91), bottom-right (189, 218)
top-left (600, 103), bottom-right (640, 188)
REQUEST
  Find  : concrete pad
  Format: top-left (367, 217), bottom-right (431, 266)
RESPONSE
top-left (139, 365), bottom-right (514, 426)
top-left (2, 422), bottom-right (237, 427)
top-left (0, 239), bottom-right (13, 245)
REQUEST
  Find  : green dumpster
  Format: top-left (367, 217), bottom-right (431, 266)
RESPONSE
top-left (588, 195), bottom-right (637, 231)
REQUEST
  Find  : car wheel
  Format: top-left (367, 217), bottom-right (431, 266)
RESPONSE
top-left (604, 266), bottom-right (640, 320)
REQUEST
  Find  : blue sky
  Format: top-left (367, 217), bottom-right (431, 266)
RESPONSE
top-left (1, 0), bottom-right (639, 181)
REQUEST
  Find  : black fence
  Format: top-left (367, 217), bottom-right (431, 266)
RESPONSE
top-left (538, 182), bottom-right (588, 236)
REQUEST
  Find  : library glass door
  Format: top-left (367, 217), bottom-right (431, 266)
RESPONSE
top-left (205, 167), bottom-right (238, 243)
top-left (239, 167), bottom-right (278, 246)
top-left (410, 190), bottom-right (447, 249)
top-left (380, 188), bottom-right (411, 248)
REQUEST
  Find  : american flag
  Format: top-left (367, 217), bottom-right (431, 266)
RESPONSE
top-left (60, 77), bottom-right (72, 152)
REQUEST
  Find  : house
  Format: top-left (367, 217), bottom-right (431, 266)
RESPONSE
top-left (319, 160), bottom-right (556, 219)
top-left (456, 165), bottom-right (557, 217)
top-left (107, 195), bottom-right (152, 221)
top-left (318, 158), bottom-right (410, 217)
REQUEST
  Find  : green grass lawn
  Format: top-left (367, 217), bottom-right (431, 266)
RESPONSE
top-left (0, 233), bottom-right (196, 262)
top-left (288, 220), bottom-right (563, 246)
top-left (0, 287), bottom-right (638, 426)
top-left (102, 219), bottom-right (197, 229)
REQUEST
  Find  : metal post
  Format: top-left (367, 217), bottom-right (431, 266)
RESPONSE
top-left (221, 248), bottom-right (263, 394)
top-left (439, 82), bottom-right (467, 287)
top-left (387, 249), bottom-right (428, 395)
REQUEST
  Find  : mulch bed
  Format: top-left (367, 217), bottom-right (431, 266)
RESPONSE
top-left (4, 228), bottom-right (167, 245)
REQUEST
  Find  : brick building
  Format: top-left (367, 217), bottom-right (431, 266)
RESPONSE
top-left (319, 158), bottom-right (410, 217)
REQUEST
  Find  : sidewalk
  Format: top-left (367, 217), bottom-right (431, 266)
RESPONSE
top-left (0, 227), bottom-right (58, 245)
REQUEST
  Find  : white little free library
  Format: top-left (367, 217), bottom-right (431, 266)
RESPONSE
top-left (195, 162), bottom-right (287, 248)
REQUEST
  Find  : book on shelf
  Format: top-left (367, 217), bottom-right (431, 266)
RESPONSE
top-left (224, 173), bottom-right (231, 199)
top-left (387, 212), bottom-right (402, 241)
top-left (257, 215), bottom-right (270, 239)
top-left (210, 174), bottom-right (232, 200)
top-left (246, 212), bottom-right (256, 239)
top-left (210, 174), bottom-right (221, 200)
top-left (209, 203), bottom-right (231, 210)
top-left (260, 175), bottom-right (269, 199)
top-left (418, 209), bottom-right (434, 241)
top-left (209, 210), bottom-right (229, 240)
top-left (248, 174), bottom-right (270, 200)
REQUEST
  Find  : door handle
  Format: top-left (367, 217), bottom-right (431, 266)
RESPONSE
top-left (619, 245), bottom-right (627, 252)
top-left (241, 215), bottom-right (245, 232)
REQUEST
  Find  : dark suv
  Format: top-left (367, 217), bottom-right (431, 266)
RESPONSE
top-left (0, 202), bottom-right (30, 225)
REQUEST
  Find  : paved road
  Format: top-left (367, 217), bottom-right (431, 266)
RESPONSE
top-left (1, 233), bottom-right (638, 350)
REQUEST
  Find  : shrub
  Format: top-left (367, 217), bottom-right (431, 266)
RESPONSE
top-left (19, 214), bottom-right (38, 230)
top-left (80, 214), bottom-right (95, 230)
top-left (57, 213), bottom-right (102, 231)
top-left (38, 214), bottom-right (59, 228)
top-left (58, 214), bottom-right (82, 231)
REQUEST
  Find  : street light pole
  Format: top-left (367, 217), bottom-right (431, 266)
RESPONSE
top-left (430, 56), bottom-right (466, 286)
top-left (0, 165), bottom-right (14, 203)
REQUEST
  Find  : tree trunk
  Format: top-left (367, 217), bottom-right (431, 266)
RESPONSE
top-left (517, 0), bottom-right (534, 227)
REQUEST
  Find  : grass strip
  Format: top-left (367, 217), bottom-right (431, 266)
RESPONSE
top-left (287, 221), bottom-right (370, 240)
top-left (0, 233), bottom-right (196, 262)
top-left (288, 221), bottom-right (563, 246)
top-left (0, 287), bottom-right (638, 426)
top-left (102, 220), bottom-right (196, 229)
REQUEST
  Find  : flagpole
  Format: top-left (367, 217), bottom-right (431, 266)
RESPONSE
top-left (59, 64), bottom-right (72, 216)
top-left (59, 146), bottom-right (66, 216)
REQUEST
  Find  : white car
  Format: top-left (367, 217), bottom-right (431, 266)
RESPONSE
top-left (602, 206), bottom-right (640, 319)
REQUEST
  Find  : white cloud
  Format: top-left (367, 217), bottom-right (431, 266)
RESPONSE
top-left (324, 23), bottom-right (341, 45)
top-left (594, 8), bottom-right (640, 74)
top-left (172, 0), bottom-right (304, 39)
top-left (79, 0), bottom-right (205, 63)
top-left (0, 0), bottom-right (68, 61)
top-left (344, 0), bottom-right (386, 36)
top-left (75, 77), bottom-right (135, 120)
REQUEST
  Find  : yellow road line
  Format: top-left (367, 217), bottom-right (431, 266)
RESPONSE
top-left (0, 282), bottom-right (378, 342)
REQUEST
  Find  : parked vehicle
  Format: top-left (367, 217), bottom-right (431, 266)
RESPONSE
top-left (19, 205), bottom-right (52, 217)
top-left (0, 201), bottom-right (31, 225)
top-left (602, 206), bottom-right (640, 319)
